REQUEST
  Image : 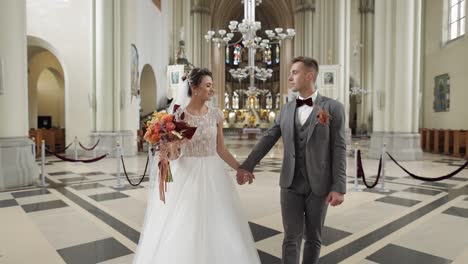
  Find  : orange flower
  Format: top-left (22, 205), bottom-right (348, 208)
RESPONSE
top-left (161, 114), bottom-right (174, 123)
top-left (150, 133), bottom-right (160, 144)
top-left (317, 108), bottom-right (330, 125)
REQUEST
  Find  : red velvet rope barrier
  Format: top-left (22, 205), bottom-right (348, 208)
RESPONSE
top-left (78, 139), bottom-right (100, 151)
top-left (386, 152), bottom-right (468, 182)
top-left (45, 148), bottom-right (108, 163)
top-left (357, 149), bottom-right (383, 188)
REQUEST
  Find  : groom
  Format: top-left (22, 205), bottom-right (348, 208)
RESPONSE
top-left (237, 56), bottom-right (346, 264)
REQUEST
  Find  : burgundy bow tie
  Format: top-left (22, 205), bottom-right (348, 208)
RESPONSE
top-left (296, 97), bottom-right (313, 107)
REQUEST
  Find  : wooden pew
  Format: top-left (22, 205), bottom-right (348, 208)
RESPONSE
top-left (453, 130), bottom-right (467, 158)
top-left (425, 129), bottom-right (433, 153)
top-left (433, 129), bottom-right (444, 154)
top-left (444, 129), bottom-right (453, 155)
top-left (420, 128), bottom-right (425, 151)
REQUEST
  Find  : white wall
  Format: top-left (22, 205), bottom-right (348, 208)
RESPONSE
top-left (37, 69), bottom-right (65, 127)
top-left (26, 0), bottom-right (172, 145)
top-left (121, 0), bottom-right (171, 133)
top-left (423, 0), bottom-right (468, 129)
top-left (26, 0), bottom-right (92, 143)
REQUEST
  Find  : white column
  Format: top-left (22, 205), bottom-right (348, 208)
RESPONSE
top-left (337, 0), bottom-right (352, 144)
top-left (294, 0), bottom-right (315, 57)
top-left (211, 45), bottom-right (225, 109)
top-left (0, 0), bottom-right (38, 190)
top-left (89, 0), bottom-right (135, 157)
top-left (95, 0), bottom-right (115, 132)
top-left (191, 0), bottom-right (211, 68)
top-left (358, 0), bottom-right (374, 134)
top-left (369, 0), bottom-right (423, 160)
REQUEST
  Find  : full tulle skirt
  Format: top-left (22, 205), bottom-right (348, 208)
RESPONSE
top-left (133, 155), bottom-right (261, 264)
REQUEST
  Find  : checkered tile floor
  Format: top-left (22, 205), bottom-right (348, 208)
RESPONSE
top-left (1, 137), bottom-right (468, 264)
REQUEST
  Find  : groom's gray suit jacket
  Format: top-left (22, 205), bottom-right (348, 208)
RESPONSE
top-left (241, 94), bottom-right (347, 196)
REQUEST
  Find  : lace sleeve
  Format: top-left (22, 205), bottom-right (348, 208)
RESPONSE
top-left (215, 109), bottom-right (224, 124)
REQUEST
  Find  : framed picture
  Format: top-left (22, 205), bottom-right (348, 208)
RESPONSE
top-left (167, 65), bottom-right (185, 100)
top-left (433, 73), bottom-right (450, 112)
top-left (171, 71), bottom-right (179, 85)
top-left (131, 44), bottom-right (139, 98)
top-left (317, 65), bottom-right (340, 100)
top-left (323, 72), bottom-right (334, 85)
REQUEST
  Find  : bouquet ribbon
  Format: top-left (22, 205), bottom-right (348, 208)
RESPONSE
top-left (158, 159), bottom-right (173, 203)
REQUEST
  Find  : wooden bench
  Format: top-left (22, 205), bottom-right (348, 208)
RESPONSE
top-left (425, 129), bottom-right (434, 152)
top-left (433, 129), bottom-right (444, 154)
top-left (453, 130), bottom-right (467, 159)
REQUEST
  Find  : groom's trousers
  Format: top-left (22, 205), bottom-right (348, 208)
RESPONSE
top-left (280, 167), bottom-right (328, 264)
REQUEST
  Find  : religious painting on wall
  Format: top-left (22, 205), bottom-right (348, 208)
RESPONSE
top-left (131, 44), bottom-right (139, 98)
top-left (433, 73), bottom-right (450, 112)
top-left (152, 0), bottom-right (161, 11)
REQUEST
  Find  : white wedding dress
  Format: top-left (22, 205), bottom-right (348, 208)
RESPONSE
top-left (133, 106), bottom-right (261, 264)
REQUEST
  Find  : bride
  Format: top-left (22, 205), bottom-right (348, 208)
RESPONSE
top-left (133, 68), bottom-right (261, 264)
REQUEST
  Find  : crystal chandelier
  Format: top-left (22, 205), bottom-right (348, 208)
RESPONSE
top-left (205, 0), bottom-right (295, 94)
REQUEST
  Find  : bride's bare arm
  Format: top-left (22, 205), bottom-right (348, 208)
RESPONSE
top-left (216, 121), bottom-right (241, 170)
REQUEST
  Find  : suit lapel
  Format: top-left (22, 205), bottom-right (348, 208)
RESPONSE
top-left (306, 94), bottom-right (323, 142)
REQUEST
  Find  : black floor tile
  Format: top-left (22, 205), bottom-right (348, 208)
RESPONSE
top-left (0, 199), bottom-right (19, 208)
top-left (78, 172), bottom-right (105, 176)
top-left (11, 189), bottom-right (50, 198)
top-left (258, 250), bottom-right (281, 264)
top-left (443, 206), bottom-right (468, 218)
top-left (321, 226), bottom-right (352, 246)
top-left (88, 192), bottom-right (129, 202)
top-left (402, 187), bottom-right (442, 196)
top-left (57, 237), bottom-right (132, 264)
top-left (249, 222), bottom-right (281, 242)
top-left (21, 200), bottom-right (68, 213)
top-left (48, 171), bottom-right (74, 176)
top-left (366, 244), bottom-right (452, 264)
top-left (421, 182), bottom-right (456, 189)
top-left (111, 185), bottom-right (144, 191)
top-left (59, 177), bottom-right (89, 184)
top-left (70, 183), bottom-right (106, 191)
top-left (375, 196), bottom-right (421, 207)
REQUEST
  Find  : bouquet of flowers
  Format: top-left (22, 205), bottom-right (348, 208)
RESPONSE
top-left (144, 105), bottom-right (197, 203)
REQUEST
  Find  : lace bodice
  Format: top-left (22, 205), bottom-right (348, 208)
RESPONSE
top-left (174, 106), bottom-right (224, 157)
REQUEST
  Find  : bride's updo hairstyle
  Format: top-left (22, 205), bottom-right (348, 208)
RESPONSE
top-left (182, 68), bottom-right (213, 97)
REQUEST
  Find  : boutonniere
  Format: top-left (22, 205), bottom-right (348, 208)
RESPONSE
top-left (317, 108), bottom-right (331, 125)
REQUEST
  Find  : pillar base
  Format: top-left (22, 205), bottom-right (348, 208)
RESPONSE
top-left (369, 132), bottom-right (423, 161)
top-left (0, 137), bottom-right (39, 190)
top-left (69, 131), bottom-right (136, 158)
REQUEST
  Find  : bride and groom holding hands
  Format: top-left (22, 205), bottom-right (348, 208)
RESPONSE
top-left (133, 56), bottom-right (347, 264)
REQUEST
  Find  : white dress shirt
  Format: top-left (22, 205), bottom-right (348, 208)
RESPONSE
top-left (297, 91), bottom-right (318, 126)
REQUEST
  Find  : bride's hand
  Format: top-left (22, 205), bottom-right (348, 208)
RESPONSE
top-left (167, 143), bottom-right (181, 160)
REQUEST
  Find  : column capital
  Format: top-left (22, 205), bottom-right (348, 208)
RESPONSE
top-left (359, 0), bottom-right (374, 14)
top-left (294, 2), bottom-right (315, 14)
top-left (191, 0), bottom-right (210, 15)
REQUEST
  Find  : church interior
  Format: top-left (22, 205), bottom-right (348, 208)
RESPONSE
top-left (1, 0), bottom-right (468, 263)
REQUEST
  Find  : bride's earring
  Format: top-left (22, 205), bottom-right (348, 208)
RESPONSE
top-left (194, 92), bottom-right (198, 96)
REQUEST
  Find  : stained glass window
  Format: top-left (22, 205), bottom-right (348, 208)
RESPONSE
top-left (233, 44), bottom-right (242, 65)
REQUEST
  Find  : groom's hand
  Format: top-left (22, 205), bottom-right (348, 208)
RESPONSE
top-left (326, 191), bottom-right (344, 207)
top-left (236, 169), bottom-right (255, 185)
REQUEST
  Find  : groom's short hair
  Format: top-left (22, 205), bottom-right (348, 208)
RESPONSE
top-left (291, 57), bottom-right (319, 74)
